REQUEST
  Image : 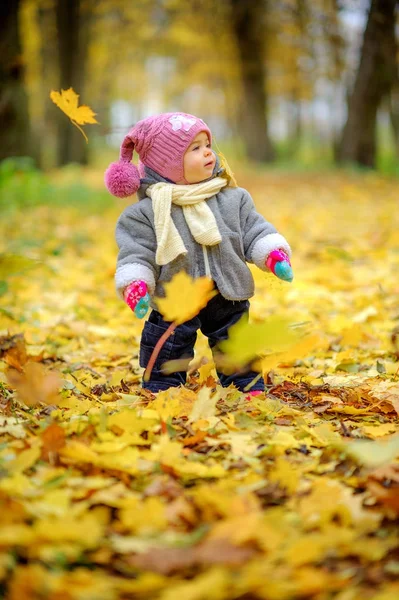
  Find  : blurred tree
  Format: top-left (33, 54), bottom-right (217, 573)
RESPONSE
top-left (19, 0), bottom-right (385, 169)
top-left (233, 0), bottom-right (345, 160)
top-left (267, 0), bottom-right (316, 154)
top-left (337, 0), bottom-right (398, 167)
top-left (0, 0), bottom-right (33, 162)
top-left (389, 85), bottom-right (399, 154)
top-left (37, 0), bottom-right (59, 169)
top-left (229, 0), bottom-right (275, 161)
top-left (55, 0), bottom-right (93, 166)
top-left (20, 0), bottom-right (57, 170)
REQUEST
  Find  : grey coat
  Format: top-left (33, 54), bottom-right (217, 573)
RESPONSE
top-left (115, 166), bottom-right (291, 306)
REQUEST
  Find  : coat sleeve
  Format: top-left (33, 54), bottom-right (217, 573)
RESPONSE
top-left (240, 189), bottom-right (291, 271)
top-left (115, 202), bottom-right (160, 298)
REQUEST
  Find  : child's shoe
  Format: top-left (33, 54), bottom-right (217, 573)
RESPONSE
top-left (245, 390), bottom-right (263, 401)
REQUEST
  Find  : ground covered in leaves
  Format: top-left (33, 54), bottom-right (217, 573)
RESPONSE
top-left (0, 167), bottom-right (399, 599)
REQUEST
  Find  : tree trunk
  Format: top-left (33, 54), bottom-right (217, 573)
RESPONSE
top-left (0, 0), bottom-right (33, 162)
top-left (337, 0), bottom-right (397, 168)
top-left (36, 1), bottom-right (59, 169)
top-left (379, 33), bottom-right (399, 161)
top-left (229, 0), bottom-right (275, 162)
top-left (55, 0), bottom-right (91, 166)
top-left (388, 84), bottom-right (399, 156)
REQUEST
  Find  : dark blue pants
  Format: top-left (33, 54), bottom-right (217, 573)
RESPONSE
top-left (139, 292), bottom-right (264, 393)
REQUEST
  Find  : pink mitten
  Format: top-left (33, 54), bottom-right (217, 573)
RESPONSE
top-left (124, 281), bottom-right (150, 318)
top-left (266, 249), bottom-right (293, 282)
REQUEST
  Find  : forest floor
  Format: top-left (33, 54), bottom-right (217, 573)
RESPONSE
top-left (0, 167), bottom-right (398, 599)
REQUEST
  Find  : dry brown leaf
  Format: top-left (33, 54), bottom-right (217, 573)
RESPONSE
top-left (41, 423), bottom-right (66, 461)
top-left (0, 334), bottom-right (27, 371)
top-left (129, 538), bottom-right (257, 575)
top-left (7, 363), bottom-right (61, 406)
top-left (367, 463), bottom-right (399, 514)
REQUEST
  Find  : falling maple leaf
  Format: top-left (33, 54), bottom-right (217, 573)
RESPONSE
top-left (7, 362), bottom-right (61, 407)
top-left (156, 272), bottom-right (217, 325)
top-left (218, 315), bottom-right (299, 368)
top-left (0, 254), bottom-right (40, 279)
top-left (260, 333), bottom-right (324, 372)
top-left (50, 88), bottom-right (98, 142)
top-left (144, 272), bottom-right (217, 380)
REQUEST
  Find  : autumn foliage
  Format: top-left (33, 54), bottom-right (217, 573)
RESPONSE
top-left (50, 88), bottom-right (98, 142)
top-left (0, 168), bottom-right (399, 599)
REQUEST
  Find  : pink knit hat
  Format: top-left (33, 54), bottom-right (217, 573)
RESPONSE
top-left (105, 112), bottom-right (212, 198)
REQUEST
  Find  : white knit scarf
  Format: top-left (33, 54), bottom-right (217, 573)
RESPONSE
top-left (146, 177), bottom-right (227, 265)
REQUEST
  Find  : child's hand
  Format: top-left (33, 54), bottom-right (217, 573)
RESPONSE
top-left (266, 249), bottom-right (293, 282)
top-left (124, 281), bottom-right (150, 318)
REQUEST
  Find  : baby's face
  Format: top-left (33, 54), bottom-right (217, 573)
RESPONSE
top-left (180, 131), bottom-right (215, 184)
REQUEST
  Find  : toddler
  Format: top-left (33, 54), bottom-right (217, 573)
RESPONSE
top-left (105, 112), bottom-right (293, 394)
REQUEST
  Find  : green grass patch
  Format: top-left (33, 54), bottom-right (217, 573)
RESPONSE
top-left (0, 157), bottom-right (112, 214)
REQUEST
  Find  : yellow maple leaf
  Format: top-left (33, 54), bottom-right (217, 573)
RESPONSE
top-left (149, 386), bottom-right (197, 420)
top-left (34, 513), bottom-right (104, 548)
top-left (198, 359), bottom-right (216, 384)
top-left (268, 456), bottom-right (299, 494)
top-left (0, 253), bottom-right (40, 279)
top-left (119, 496), bottom-right (168, 534)
top-left (218, 315), bottom-right (299, 368)
top-left (50, 88), bottom-right (98, 142)
top-left (156, 271), bottom-right (217, 325)
top-left (7, 446), bottom-right (41, 475)
top-left (189, 386), bottom-right (217, 423)
top-left (345, 435), bottom-right (399, 468)
top-left (260, 333), bottom-right (323, 372)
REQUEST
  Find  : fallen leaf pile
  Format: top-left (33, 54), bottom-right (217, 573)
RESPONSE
top-left (0, 170), bottom-right (398, 599)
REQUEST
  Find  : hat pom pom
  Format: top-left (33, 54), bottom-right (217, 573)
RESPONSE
top-left (104, 161), bottom-right (140, 198)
